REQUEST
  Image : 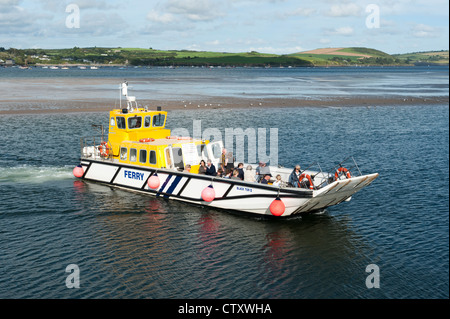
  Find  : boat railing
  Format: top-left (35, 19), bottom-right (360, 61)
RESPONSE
top-left (300, 161), bottom-right (324, 190)
top-left (325, 155), bottom-right (362, 183)
top-left (80, 135), bottom-right (113, 161)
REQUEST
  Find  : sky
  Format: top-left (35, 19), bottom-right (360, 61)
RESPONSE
top-left (1, 0), bottom-right (448, 54)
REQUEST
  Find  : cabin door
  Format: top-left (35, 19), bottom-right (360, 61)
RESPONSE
top-left (164, 146), bottom-right (175, 169)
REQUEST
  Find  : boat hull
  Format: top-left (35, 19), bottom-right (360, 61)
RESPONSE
top-left (77, 159), bottom-right (378, 217)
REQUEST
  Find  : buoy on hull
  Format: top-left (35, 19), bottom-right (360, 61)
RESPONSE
top-left (269, 196), bottom-right (285, 216)
top-left (148, 173), bottom-right (160, 189)
top-left (73, 165), bottom-right (84, 178)
top-left (201, 185), bottom-right (215, 202)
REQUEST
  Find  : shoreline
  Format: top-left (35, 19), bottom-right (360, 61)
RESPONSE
top-left (0, 95), bottom-right (448, 115)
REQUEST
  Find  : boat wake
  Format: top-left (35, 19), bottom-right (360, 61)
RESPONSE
top-left (0, 165), bottom-right (73, 185)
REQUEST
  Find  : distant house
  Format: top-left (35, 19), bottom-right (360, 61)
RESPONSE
top-left (5, 59), bottom-right (15, 66)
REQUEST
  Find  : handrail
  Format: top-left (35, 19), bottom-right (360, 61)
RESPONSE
top-left (80, 135), bottom-right (113, 161)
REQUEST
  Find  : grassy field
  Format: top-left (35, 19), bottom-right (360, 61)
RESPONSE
top-left (1, 46), bottom-right (448, 67)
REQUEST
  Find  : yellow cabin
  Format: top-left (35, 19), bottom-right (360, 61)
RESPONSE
top-left (81, 82), bottom-right (223, 173)
top-left (105, 107), bottom-right (213, 173)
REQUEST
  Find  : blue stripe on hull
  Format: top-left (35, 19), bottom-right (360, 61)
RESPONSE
top-left (164, 175), bottom-right (183, 199)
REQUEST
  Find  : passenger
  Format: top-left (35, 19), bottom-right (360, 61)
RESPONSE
top-left (236, 163), bottom-right (244, 180)
top-left (205, 160), bottom-right (217, 176)
top-left (260, 174), bottom-right (271, 184)
top-left (221, 148), bottom-right (227, 170)
top-left (216, 168), bottom-right (224, 178)
top-left (255, 162), bottom-right (263, 182)
top-left (231, 169), bottom-right (241, 180)
top-left (244, 165), bottom-right (256, 182)
top-left (183, 164), bottom-right (191, 173)
top-left (272, 174), bottom-right (283, 187)
top-left (223, 168), bottom-right (232, 178)
top-left (288, 165), bottom-right (302, 187)
top-left (225, 151), bottom-right (235, 171)
top-left (198, 160), bottom-right (207, 174)
top-left (259, 162), bottom-right (271, 178)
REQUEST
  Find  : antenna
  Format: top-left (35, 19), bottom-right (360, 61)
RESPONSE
top-left (119, 81), bottom-right (137, 111)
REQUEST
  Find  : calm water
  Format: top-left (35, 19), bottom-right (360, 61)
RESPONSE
top-left (0, 67), bottom-right (448, 299)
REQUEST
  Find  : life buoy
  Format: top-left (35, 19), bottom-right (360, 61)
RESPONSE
top-left (98, 141), bottom-right (109, 158)
top-left (139, 138), bottom-right (155, 143)
top-left (335, 167), bottom-right (351, 180)
top-left (298, 173), bottom-right (314, 189)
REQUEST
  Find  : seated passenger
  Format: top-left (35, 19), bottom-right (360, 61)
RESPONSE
top-left (260, 174), bottom-right (271, 184)
top-left (231, 169), bottom-right (241, 180)
top-left (216, 168), bottom-right (224, 178)
top-left (223, 168), bottom-right (232, 178)
top-left (272, 174), bottom-right (283, 187)
top-left (259, 162), bottom-right (271, 180)
top-left (288, 165), bottom-right (302, 187)
top-left (244, 165), bottom-right (256, 182)
top-left (236, 163), bottom-right (244, 180)
top-left (183, 164), bottom-right (191, 173)
top-left (198, 160), bottom-right (207, 174)
top-left (205, 160), bottom-right (216, 176)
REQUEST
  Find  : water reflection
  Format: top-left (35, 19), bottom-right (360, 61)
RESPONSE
top-left (72, 180), bottom-right (378, 298)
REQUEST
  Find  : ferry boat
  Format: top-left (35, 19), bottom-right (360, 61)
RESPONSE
top-left (73, 82), bottom-right (379, 217)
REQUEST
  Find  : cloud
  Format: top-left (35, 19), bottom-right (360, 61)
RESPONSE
top-left (325, 26), bottom-right (354, 36)
top-left (325, 3), bottom-right (362, 17)
top-left (165, 0), bottom-right (225, 21)
top-left (147, 9), bottom-right (175, 24)
top-left (0, 3), bottom-right (50, 35)
top-left (411, 23), bottom-right (439, 37)
top-left (286, 7), bottom-right (316, 17)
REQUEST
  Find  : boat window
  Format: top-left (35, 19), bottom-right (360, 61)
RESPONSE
top-left (128, 116), bottom-right (142, 129)
top-left (130, 148), bottom-right (137, 162)
top-left (117, 117), bottom-right (126, 129)
top-left (172, 147), bottom-right (184, 169)
top-left (152, 113), bottom-right (165, 127)
top-left (144, 116), bottom-right (151, 128)
top-left (139, 149), bottom-right (147, 164)
top-left (149, 150), bottom-right (157, 165)
top-left (110, 117), bottom-right (115, 126)
top-left (120, 147), bottom-right (127, 160)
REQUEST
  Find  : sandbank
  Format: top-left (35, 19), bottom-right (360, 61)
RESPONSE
top-left (0, 95), bottom-right (447, 115)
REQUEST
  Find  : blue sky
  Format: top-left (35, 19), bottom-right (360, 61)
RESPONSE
top-left (1, 0), bottom-right (448, 54)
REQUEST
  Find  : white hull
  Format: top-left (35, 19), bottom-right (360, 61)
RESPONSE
top-left (78, 158), bottom-right (378, 217)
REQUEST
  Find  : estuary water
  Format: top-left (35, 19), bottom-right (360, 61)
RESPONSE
top-left (0, 66), bottom-right (448, 300)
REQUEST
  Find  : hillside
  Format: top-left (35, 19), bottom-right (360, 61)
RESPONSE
top-left (392, 50), bottom-right (449, 66)
top-left (0, 46), bottom-right (448, 67)
top-left (289, 47), bottom-right (403, 66)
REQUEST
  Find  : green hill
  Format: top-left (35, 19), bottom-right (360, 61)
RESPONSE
top-left (1, 46), bottom-right (448, 67)
top-left (288, 47), bottom-right (403, 66)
